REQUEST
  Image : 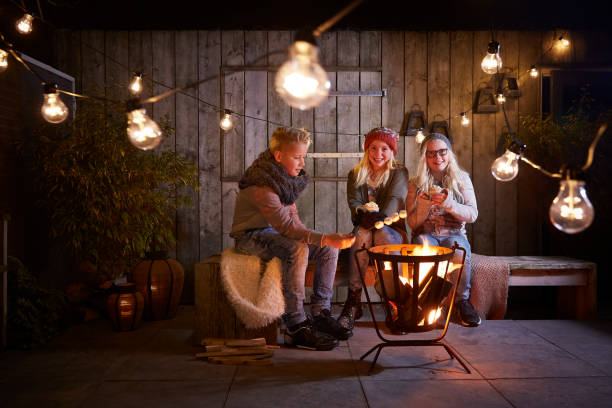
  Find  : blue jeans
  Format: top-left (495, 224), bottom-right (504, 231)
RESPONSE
top-left (412, 233), bottom-right (472, 302)
top-left (234, 228), bottom-right (339, 327)
top-left (348, 226), bottom-right (404, 291)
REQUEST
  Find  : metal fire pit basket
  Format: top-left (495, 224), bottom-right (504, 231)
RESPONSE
top-left (356, 242), bottom-right (471, 374)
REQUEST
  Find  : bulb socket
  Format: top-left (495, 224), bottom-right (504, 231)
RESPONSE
top-left (487, 40), bottom-right (500, 54)
top-left (126, 98), bottom-right (143, 112)
top-left (43, 82), bottom-right (59, 94)
top-left (294, 29), bottom-right (318, 46)
top-left (508, 139), bottom-right (526, 155)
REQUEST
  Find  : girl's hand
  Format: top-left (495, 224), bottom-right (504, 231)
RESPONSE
top-left (417, 191), bottom-right (430, 201)
top-left (431, 190), bottom-right (448, 205)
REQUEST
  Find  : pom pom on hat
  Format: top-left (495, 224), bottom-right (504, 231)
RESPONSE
top-left (364, 127), bottom-right (399, 155)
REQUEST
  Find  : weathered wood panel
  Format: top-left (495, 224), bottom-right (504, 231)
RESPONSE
top-left (382, 31), bottom-right (405, 164)
top-left (427, 31), bottom-right (450, 141)
top-left (360, 31), bottom-right (382, 138)
top-left (54, 30), bottom-right (82, 92)
top-left (105, 31), bottom-right (129, 104)
top-left (198, 30), bottom-right (222, 260)
top-left (81, 30), bottom-right (105, 97)
top-left (244, 31), bottom-right (268, 167)
top-left (175, 31), bottom-right (199, 303)
top-left (472, 30), bottom-right (497, 255)
top-left (128, 31), bottom-right (153, 101)
top-left (450, 31), bottom-right (474, 243)
top-left (494, 31), bottom-right (519, 256)
top-left (267, 31), bottom-right (291, 142)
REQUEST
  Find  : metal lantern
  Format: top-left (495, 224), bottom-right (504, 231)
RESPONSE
top-left (107, 283), bottom-right (144, 331)
top-left (356, 242), bottom-right (470, 374)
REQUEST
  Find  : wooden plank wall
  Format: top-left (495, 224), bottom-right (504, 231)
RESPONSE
top-left (55, 29), bottom-right (589, 300)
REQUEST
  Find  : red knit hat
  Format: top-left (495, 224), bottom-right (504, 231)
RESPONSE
top-left (364, 127), bottom-right (399, 155)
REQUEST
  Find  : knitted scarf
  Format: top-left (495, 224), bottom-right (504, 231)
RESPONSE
top-left (239, 149), bottom-right (310, 206)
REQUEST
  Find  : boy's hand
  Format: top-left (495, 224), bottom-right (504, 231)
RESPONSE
top-left (323, 233), bottom-right (356, 249)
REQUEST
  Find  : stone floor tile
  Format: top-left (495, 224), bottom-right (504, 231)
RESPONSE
top-left (226, 377), bottom-right (367, 408)
top-left (490, 377), bottom-right (612, 408)
top-left (555, 342), bottom-right (612, 375)
top-left (351, 344), bottom-right (478, 380)
top-left (517, 320), bottom-right (612, 346)
top-left (443, 319), bottom-right (549, 346)
top-left (361, 379), bottom-right (512, 408)
top-left (80, 380), bottom-right (230, 408)
top-left (1, 379), bottom-right (99, 408)
top-left (455, 343), bottom-right (606, 379)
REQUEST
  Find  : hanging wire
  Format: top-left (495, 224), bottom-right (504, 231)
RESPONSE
top-left (312, 0), bottom-right (365, 38)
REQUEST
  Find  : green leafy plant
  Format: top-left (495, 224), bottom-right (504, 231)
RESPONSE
top-left (27, 101), bottom-right (198, 279)
top-left (7, 256), bottom-right (68, 348)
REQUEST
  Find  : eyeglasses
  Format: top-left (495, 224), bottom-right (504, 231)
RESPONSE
top-left (425, 148), bottom-right (448, 158)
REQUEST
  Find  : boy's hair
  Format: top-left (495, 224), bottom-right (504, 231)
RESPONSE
top-left (270, 127), bottom-right (312, 152)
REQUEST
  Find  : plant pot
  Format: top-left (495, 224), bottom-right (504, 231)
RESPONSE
top-left (106, 282), bottom-right (144, 331)
top-left (129, 254), bottom-right (184, 320)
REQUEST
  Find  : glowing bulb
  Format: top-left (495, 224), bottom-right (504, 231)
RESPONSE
top-left (129, 73), bottom-right (143, 96)
top-left (529, 65), bottom-right (538, 78)
top-left (275, 39), bottom-right (330, 110)
top-left (384, 217), bottom-right (393, 226)
top-left (374, 220), bottom-right (384, 230)
top-left (496, 91), bottom-right (506, 104)
top-left (491, 149), bottom-right (520, 181)
top-left (549, 179), bottom-right (594, 234)
top-left (16, 14), bottom-right (33, 34)
top-left (41, 85), bottom-right (69, 124)
top-left (127, 108), bottom-right (162, 150)
top-left (481, 41), bottom-right (502, 74)
top-left (460, 112), bottom-right (470, 127)
top-left (559, 36), bottom-right (570, 48)
top-left (399, 210), bottom-right (407, 219)
top-left (0, 49), bottom-right (7, 73)
top-left (219, 110), bottom-right (233, 131)
top-left (415, 129), bottom-right (425, 144)
top-left (392, 213), bottom-right (400, 223)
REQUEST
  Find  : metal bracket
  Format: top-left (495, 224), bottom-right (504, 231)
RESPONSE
top-left (329, 88), bottom-right (387, 97)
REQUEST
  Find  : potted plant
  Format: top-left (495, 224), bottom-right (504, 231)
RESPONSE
top-left (26, 100), bottom-right (198, 292)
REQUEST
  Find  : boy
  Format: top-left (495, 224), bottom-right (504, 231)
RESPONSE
top-left (231, 127), bottom-right (355, 350)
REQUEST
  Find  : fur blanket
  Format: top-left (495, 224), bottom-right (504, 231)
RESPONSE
top-left (220, 247), bottom-right (285, 329)
top-left (469, 253), bottom-right (510, 320)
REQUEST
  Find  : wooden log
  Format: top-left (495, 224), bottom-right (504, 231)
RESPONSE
top-left (194, 256), bottom-right (279, 345)
top-left (195, 347), bottom-right (271, 358)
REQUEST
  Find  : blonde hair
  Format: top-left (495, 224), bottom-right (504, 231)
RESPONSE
top-left (352, 147), bottom-right (398, 188)
top-left (414, 142), bottom-right (466, 201)
top-left (270, 127), bottom-right (311, 152)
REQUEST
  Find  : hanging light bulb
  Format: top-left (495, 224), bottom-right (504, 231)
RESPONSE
top-left (529, 65), bottom-right (539, 78)
top-left (549, 178), bottom-right (594, 234)
top-left (415, 129), bottom-right (425, 144)
top-left (41, 83), bottom-right (69, 124)
top-left (481, 40), bottom-right (502, 74)
top-left (16, 13), bottom-right (34, 34)
top-left (0, 49), bottom-right (7, 73)
top-left (126, 100), bottom-right (162, 150)
top-left (491, 149), bottom-right (521, 181)
top-left (460, 112), bottom-right (470, 127)
top-left (558, 36), bottom-right (570, 48)
top-left (275, 32), bottom-right (330, 110)
top-left (219, 109), bottom-right (233, 131)
top-left (129, 73), bottom-right (143, 96)
top-left (496, 88), bottom-right (506, 104)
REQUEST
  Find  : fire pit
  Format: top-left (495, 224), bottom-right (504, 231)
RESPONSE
top-left (356, 241), bottom-right (471, 374)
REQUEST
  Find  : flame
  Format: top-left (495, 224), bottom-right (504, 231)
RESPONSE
top-left (427, 307), bottom-right (442, 325)
top-left (384, 261), bottom-right (392, 270)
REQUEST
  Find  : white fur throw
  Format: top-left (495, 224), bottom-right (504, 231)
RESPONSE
top-left (220, 247), bottom-right (285, 329)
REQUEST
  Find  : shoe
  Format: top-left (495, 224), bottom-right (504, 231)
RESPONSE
top-left (455, 299), bottom-right (481, 327)
top-left (284, 316), bottom-right (339, 351)
top-left (337, 288), bottom-right (363, 332)
top-left (314, 309), bottom-right (352, 340)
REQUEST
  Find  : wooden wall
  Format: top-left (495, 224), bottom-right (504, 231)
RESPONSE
top-left (53, 29), bottom-right (594, 302)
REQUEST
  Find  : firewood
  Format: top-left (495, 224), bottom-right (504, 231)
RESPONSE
top-left (265, 345), bottom-right (280, 349)
top-left (204, 345), bottom-right (225, 352)
top-left (208, 353), bottom-right (273, 365)
top-left (225, 338), bottom-right (266, 347)
top-left (195, 347), bottom-right (271, 359)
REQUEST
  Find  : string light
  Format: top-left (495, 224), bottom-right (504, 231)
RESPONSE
top-left (126, 100), bottom-right (162, 150)
top-left (558, 36), bottom-right (570, 48)
top-left (129, 72), bottom-right (143, 96)
top-left (529, 65), bottom-right (539, 78)
top-left (16, 14), bottom-right (34, 34)
top-left (481, 40), bottom-right (502, 74)
top-left (460, 112), bottom-right (470, 127)
top-left (496, 87), bottom-right (506, 104)
top-left (41, 83), bottom-right (69, 124)
top-left (219, 109), bottom-right (233, 131)
top-left (549, 177), bottom-right (594, 234)
top-left (415, 129), bottom-right (425, 144)
top-left (275, 31), bottom-right (330, 110)
top-left (0, 49), bottom-right (7, 73)
top-left (491, 149), bottom-right (521, 181)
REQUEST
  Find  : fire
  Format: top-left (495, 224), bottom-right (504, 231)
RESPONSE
top-left (427, 307), bottom-right (442, 324)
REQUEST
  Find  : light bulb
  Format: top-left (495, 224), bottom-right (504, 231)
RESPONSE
top-left (549, 179), bottom-right (594, 234)
top-left (374, 220), bottom-right (384, 230)
top-left (392, 213), bottom-right (400, 223)
top-left (41, 85), bottom-right (69, 124)
top-left (415, 129), bottom-right (425, 144)
top-left (481, 41), bottom-right (502, 74)
top-left (399, 210), bottom-right (407, 219)
top-left (127, 108), bottom-right (162, 150)
top-left (496, 91), bottom-right (506, 104)
top-left (129, 73), bottom-right (143, 95)
top-left (529, 65), bottom-right (538, 78)
top-left (16, 14), bottom-right (33, 34)
top-left (275, 39), bottom-right (330, 110)
top-left (384, 217), bottom-right (393, 226)
top-left (0, 49), bottom-right (7, 73)
top-left (559, 36), bottom-right (570, 48)
top-left (219, 110), bottom-right (233, 131)
top-left (491, 149), bottom-right (520, 181)
top-left (460, 112), bottom-right (470, 127)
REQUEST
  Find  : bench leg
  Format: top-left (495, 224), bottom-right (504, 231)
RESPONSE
top-left (557, 269), bottom-right (597, 320)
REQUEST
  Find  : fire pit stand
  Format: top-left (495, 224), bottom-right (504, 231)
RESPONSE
top-left (356, 242), bottom-right (471, 374)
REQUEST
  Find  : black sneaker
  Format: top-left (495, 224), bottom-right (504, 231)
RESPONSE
top-left (314, 309), bottom-right (352, 340)
top-left (455, 300), bottom-right (481, 327)
top-left (284, 316), bottom-right (339, 351)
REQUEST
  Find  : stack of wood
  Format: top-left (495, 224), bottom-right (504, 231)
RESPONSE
top-left (196, 337), bottom-right (278, 366)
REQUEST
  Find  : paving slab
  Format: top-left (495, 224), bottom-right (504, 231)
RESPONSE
top-left (491, 377), bottom-right (612, 408)
top-left (361, 379), bottom-right (513, 408)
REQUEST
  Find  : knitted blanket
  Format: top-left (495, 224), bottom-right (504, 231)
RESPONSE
top-left (220, 248), bottom-right (285, 329)
top-left (469, 253), bottom-right (510, 320)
